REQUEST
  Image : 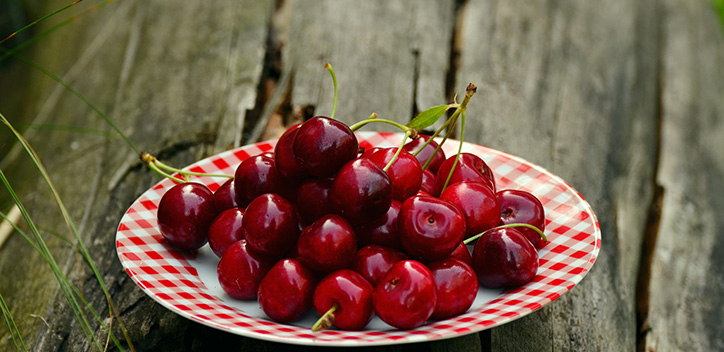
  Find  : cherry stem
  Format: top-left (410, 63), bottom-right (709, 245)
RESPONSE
top-left (140, 152), bottom-right (232, 183)
top-left (383, 130), bottom-right (412, 172)
top-left (440, 111), bottom-right (466, 192)
top-left (325, 63), bottom-right (338, 120)
top-left (312, 304), bottom-right (338, 331)
top-left (349, 117), bottom-right (414, 135)
top-left (463, 223), bottom-right (548, 245)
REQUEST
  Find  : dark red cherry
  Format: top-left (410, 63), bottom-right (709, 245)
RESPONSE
top-left (292, 116), bottom-right (359, 178)
top-left (207, 207), bottom-right (245, 258)
top-left (440, 181), bottom-right (500, 239)
top-left (274, 123), bottom-right (310, 180)
top-left (257, 258), bottom-right (316, 323)
top-left (157, 182), bottom-right (216, 251)
top-left (403, 134), bottom-right (446, 173)
top-left (213, 178), bottom-right (240, 212)
top-left (372, 260), bottom-right (437, 330)
top-left (354, 200), bottom-right (402, 250)
top-left (449, 241), bottom-right (473, 266)
top-left (362, 147), bottom-right (422, 201)
top-left (329, 158), bottom-right (393, 225)
top-left (349, 245), bottom-right (407, 286)
top-left (435, 153), bottom-right (495, 195)
top-left (497, 189), bottom-right (547, 249)
top-left (472, 227), bottom-right (539, 288)
top-left (313, 269), bottom-right (373, 331)
top-left (217, 239), bottom-right (276, 300)
top-left (295, 177), bottom-right (334, 225)
top-left (428, 258), bottom-right (478, 320)
top-left (420, 169), bottom-right (437, 195)
top-left (297, 214), bottom-right (357, 274)
top-left (398, 196), bottom-right (466, 262)
top-left (234, 154), bottom-right (293, 207)
top-left (241, 193), bottom-right (300, 257)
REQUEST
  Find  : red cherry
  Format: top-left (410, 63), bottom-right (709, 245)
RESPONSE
top-left (372, 260), bottom-right (437, 330)
top-left (402, 135), bottom-right (446, 173)
top-left (420, 169), bottom-right (437, 195)
top-left (234, 154), bottom-right (293, 207)
top-left (296, 214), bottom-right (357, 274)
top-left (274, 123), bottom-right (311, 180)
top-left (398, 196), bottom-right (466, 262)
top-left (354, 200), bottom-right (402, 250)
top-left (329, 158), bottom-right (393, 225)
top-left (217, 240), bottom-right (275, 300)
top-left (257, 258), bottom-right (317, 323)
top-left (349, 245), bottom-right (408, 286)
top-left (440, 181), bottom-right (500, 239)
top-left (497, 189), bottom-right (547, 249)
top-left (213, 178), bottom-right (240, 212)
top-left (449, 241), bottom-right (473, 266)
top-left (157, 182), bottom-right (216, 251)
top-left (295, 177), bottom-right (334, 226)
top-left (472, 227), bottom-right (539, 288)
top-left (428, 258), bottom-right (478, 320)
top-left (292, 116), bottom-right (359, 177)
top-left (362, 147), bottom-right (422, 201)
top-left (313, 269), bottom-right (373, 331)
top-left (207, 207), bottom-right (245, 258)
top-left (435, 153), bottom-right (495, 195)
top-left (241, 193), bottom-right (300, 257)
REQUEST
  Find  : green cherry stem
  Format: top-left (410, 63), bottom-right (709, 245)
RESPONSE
top-left (440, 111), bottom-right (466, 192)
top-left (312, 304), bottom-right (338, 331)
top-left (325, 63), bottom-right (338, 120)
top-left (463, 223), bottom-right (548, 245)
top-left (349, 117), bottom-right (414, 135)
top-left (140, 152), bottom-right (232, 183)
top-left (383, 130), bottom-right (412, 172)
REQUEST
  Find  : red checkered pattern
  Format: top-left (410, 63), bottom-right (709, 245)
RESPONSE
top-left (116, 132), bottom-right (601, 346)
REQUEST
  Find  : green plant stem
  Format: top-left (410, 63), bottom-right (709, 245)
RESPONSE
top-left (325, 63), bottom-right (339, 120)
top-left (441, 111), bottom-right (466, 192)
top-left (382, 130), bottom-right (412, 172)
top-left (0, 291), bottom-right (27, 352)
top-left (349, 117), bottom-right (412, 133)
top-left (463, 223), bottom-right (548, 245)
top-left (312, 304), bottom-right (338, 331)
top-left (0, 0), bottom-right (85, 45)
top-left (153, 159), bottom-right (233, 179)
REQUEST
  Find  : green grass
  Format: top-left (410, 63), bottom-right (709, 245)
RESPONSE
top-left (715, 0), bottom-right (724, 31)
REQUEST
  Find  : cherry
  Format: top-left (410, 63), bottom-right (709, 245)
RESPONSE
top-left (234, 154), bottom-right (293, 207)
top-left (420, 169), bottom-right (437, 195)
top-left (497, 189), bottom-right (547, 249)
top-left (293, 116), bottom-right (359, 178)
top-left (296, 214), bottom-right (357, 274)
top-left (398, 196), bottom-right (465, 262)
top-left (427, 258), bottom-right (478, 320)
top-left (354, 200), bottom-right (402, 250)
top-left (329, 158), bottom-right (393, 225)
top-left (241, 193), bottom-right (300, 257)
top-left (213, 178), bottom-right (240, 212)
top-left (217, 239), bottom-right (276, 300)
top-left (312, 269), bottom-right (373, 331)
top-left (157, 182), bottom-right (216, 251)
top-left (207, 207), bottom-right (245, 258)
top-left (402, 134), bottom-right (446, 173)
top-left (274, 123), bottom-right (310, 180)
top-left (295, 177), bottom-right (334, 226)
top-left (361, 147), bottom-right (422, 201)
top-left (449, 241), bottom-right (473, 266)
top-left (435, 153), bottom-right (495, 195)
top-left (257, 258), bottom-right (317, 323)
top-left (372, 260), bottom-right (437, 330)
top-left (440, 181), bottom-right (500, 239)
top-left (349, 244), bottom-right (408, 286)
top-left (471, 227), bottom-right (539, 288)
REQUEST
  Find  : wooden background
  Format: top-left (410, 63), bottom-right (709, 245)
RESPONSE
top-left (0, 0), bottom-right (723, 350)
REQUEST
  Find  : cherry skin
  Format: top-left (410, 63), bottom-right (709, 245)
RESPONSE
top-left (292, 116), bottom-right (359, 178)
top-left (420, 169), bottom-right (437, 195)
top-left (157, 182), bottom-right (217, 251)
top-left (497, 189), bottom-right (547, 249)
top-left (398, 196), bottom-right (466, 262)
top-left (295, 177), bottom-right (334, 226)
top-left (296, 214), bottom-right (357, 274)
top-left (234, 154), bottom-right (293, 207)
top-left (372, 260), bottom-right (437, 330)
top-left (435, 153), bottom-right (495, 195)
top-left (241, 193), bottom-right (300, 257)
top-left (449, 241), bottom-right (473, 266)
top-left (207, 207), bottom-right (245, 258)
top-left (329, 158), bottom-right (393, 225)
top-left (257, 258), bottom-right (317, 323)
top-left (440, 181), bottom-right (500, 239)
top-left (213, 178), bottom-right (240, 212)
top-left (427, 258), bottom-right (478, 320)
top-left (217, 239), bottom-right (276, 300)
top-left (313, 269), bottom-right (373, 331)
top-left (472, 227), bottom-right (539, 288)
top-left (274, 123), bottom-right (310, 181)
top-left (349, 244), bottom-right (408, 286)
top-left (361, 147), bottom-right (422, 201)
top-left (354, 200), bottom-right (402, 250)
top-left (402, 134), bottom-right (446, 173)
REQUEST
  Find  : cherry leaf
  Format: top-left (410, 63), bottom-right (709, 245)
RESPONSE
top-left (407, 104), bottom-right (451, 130)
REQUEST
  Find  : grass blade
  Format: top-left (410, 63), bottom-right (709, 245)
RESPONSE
top-left (0, 0), bottom-right (85, 46)
top-left (0, 291), bottom-right (28, 352)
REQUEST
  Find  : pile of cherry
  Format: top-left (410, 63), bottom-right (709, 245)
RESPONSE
top-left (156, 116), bottom-right (547, 331)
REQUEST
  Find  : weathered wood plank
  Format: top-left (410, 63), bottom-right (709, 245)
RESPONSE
top-left (457, 0), bottom-right (660, 350)
top-left (644, 0), bottom-right (724, 350)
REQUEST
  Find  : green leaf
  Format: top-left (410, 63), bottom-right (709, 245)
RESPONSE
top-left (407, 104), bottom-right (451, 130)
